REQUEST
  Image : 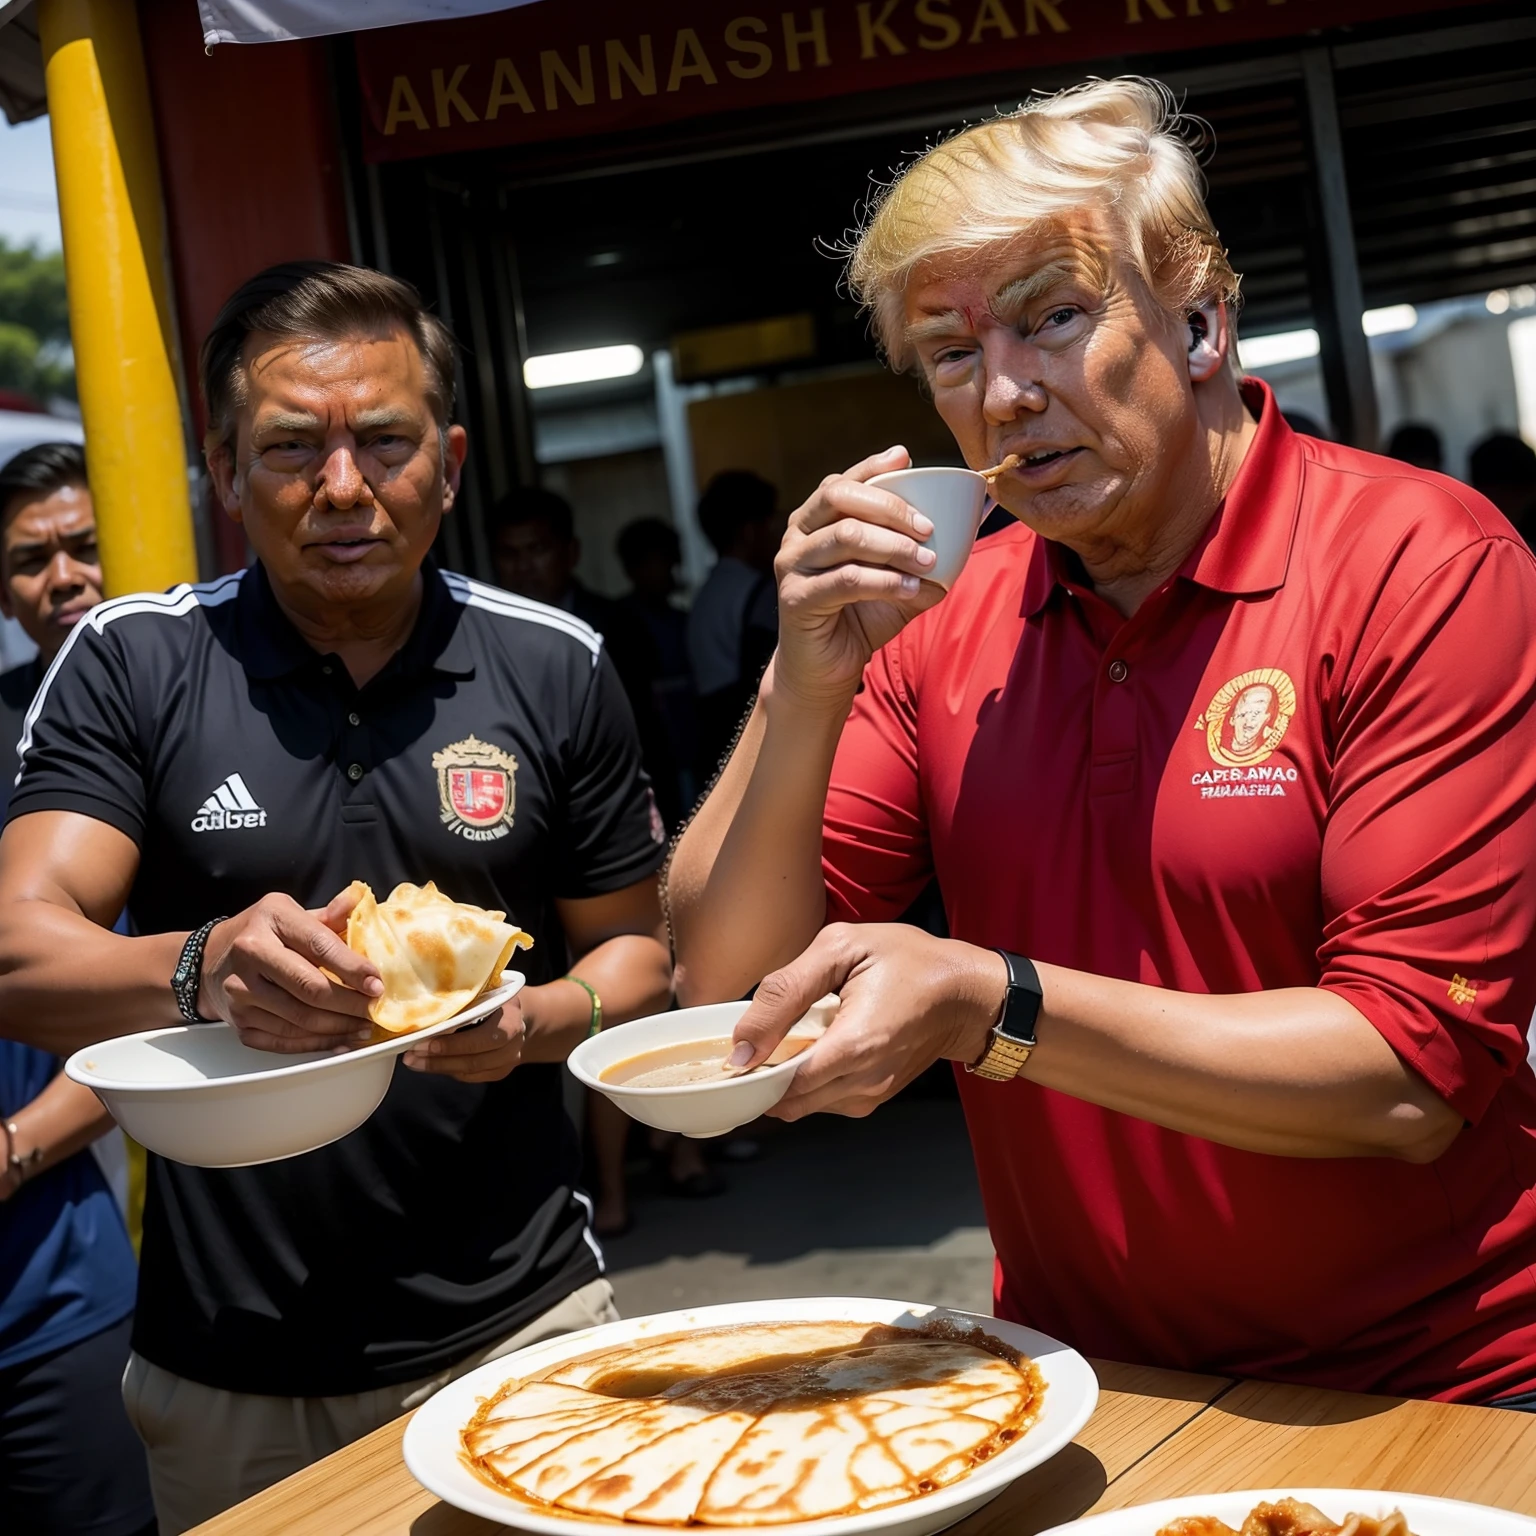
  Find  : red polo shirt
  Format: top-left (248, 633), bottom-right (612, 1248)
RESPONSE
top-left (822, 382), bottom-right (1536, 1402)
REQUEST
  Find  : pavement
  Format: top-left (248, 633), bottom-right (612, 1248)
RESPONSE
top-left (599, 1094), bottom-right (996, 1319)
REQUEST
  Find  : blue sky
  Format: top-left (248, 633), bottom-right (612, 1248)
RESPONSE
top-left (0, 115), bottom-right (61, 250)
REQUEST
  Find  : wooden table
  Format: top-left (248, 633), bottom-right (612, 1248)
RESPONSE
top-left (192, 1360), bottom-right (1536, 1534)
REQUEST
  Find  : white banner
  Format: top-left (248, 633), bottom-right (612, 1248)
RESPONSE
top-left (197, 0), bottom-right (545, 46)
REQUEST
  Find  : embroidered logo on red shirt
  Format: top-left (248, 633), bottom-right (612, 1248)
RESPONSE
top-left (1196, 668), bottom-right (1297, 767)
top-left (1189, 668), bottom-right (1300, 799)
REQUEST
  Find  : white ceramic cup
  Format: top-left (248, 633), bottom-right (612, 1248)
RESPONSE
top-left (867, 466), bottom-right (990, 590)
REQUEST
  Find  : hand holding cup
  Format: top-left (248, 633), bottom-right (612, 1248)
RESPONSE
top-left (773, 446), bottom-right (980, 712)
top-left (866, 465), bottom-right (990, 590)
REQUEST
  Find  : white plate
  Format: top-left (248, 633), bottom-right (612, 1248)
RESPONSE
top-left (1041, 1487), bottom-right (1536, 1533)
top-left (66, 971), bottom-right (525, 1167)
top-left (404, 1295), bottom-right (1098, 1536)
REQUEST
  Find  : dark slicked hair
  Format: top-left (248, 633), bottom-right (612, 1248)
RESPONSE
top-left (198, 261), bottom-right (457, 452)
top-left (0, 440), bottom-right (88, 525)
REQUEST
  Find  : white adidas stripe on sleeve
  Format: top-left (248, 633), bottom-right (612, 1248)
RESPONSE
top-left (441, 572), bottom-right (603, 662)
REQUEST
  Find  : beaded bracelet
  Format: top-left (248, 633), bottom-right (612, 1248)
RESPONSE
top-left (3, 1118), bottom-right (43, 1187)
top-left (565, 975), bottom-right (602, 1037)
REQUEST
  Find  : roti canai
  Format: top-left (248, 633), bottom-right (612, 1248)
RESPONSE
top-left (461, 1319), bottom-right (1045, 1525)
top-left (343, 879), bottom-right (531, 1033)
top-left (1157, 1501), bottom-right (1417, 1535)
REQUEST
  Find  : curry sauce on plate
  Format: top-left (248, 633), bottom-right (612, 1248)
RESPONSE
top-left (460, 1319), bottom-right (1045, 1525)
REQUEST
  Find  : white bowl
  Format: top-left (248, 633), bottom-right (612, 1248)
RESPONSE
top-left (568, 998), bottom-right (831, 1139)
top-left (1042, 1488), bottom-right (1536, 1533)
top-left (867, 466), bottom-right (989, 589)
top-left (65, 972), bottom-right (524, 1167)
top-left (404, 1295), bottom-right (1099, 1536)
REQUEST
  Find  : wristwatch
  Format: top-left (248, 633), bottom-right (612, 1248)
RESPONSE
top-left (965, 950), bottom-right (1043, 1082)
top-left (171, 917), bottom-right (227, 1023)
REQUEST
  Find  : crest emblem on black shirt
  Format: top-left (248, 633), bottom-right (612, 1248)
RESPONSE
top-left (433, 734), bottom-right (518, 842)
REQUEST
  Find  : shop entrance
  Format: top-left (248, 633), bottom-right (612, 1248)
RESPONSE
top-left (343, 7), bottom-right (1535, 591)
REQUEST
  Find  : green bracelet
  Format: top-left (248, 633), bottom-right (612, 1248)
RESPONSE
top-left (566, 975), bottom-right (602, 1037)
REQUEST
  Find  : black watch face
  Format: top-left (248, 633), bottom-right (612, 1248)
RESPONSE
top-left (997, 963), bottom-right (1042, 1047)
top-left (997, 1017), bottom-right (1034, 1046)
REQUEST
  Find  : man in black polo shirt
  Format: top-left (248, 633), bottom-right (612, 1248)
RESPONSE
top-left (0, 263), bottom-right (672, 1533)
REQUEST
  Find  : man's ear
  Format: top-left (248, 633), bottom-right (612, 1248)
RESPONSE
top-left (441, 424), bottom-right (469, 515)
top-left (204, 441), bottom-right (244, 525)
top-left (0, 572), bottom-right (14, 621)
top-left (1186, 299), bottom-right (1231, 383)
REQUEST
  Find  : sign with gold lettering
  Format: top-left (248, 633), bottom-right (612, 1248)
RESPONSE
top-left (355, 0), bottom-right (1481, 161)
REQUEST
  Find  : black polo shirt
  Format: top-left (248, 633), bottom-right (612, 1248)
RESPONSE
top-left (6, 561), bottom-right (666, 1395)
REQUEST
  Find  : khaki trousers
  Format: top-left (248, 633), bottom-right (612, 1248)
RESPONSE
top-left (121, 1276), bottom-right (618, 1535)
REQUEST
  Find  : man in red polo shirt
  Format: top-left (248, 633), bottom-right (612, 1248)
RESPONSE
top-left (666, 79), bottom-right (1536, 1404)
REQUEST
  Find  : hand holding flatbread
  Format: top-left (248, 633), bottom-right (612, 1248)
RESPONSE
top-left (341, 880), bottom-right (531, 1034)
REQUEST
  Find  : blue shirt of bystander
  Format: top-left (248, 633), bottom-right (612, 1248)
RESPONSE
top-left (0, 1042), bottom-right (136, 1369)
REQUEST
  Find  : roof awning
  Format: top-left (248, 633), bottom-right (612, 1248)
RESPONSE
top-left (195, 1), bottom-right (541, 47)
top-left (0, 0), bottom-right (549, 124)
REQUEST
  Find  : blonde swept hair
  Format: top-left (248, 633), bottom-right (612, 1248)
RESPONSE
top-left (846, 78), bottom-right (1240, 368)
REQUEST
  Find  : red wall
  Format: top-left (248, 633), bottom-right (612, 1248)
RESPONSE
top-left (137, 0), bottom-right (353, 571)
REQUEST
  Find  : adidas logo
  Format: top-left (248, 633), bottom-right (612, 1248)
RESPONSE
top-left (191, 773), bottom-right (268, 832)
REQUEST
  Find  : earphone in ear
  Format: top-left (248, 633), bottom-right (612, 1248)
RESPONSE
top-left (1185, 303), bottom-right (1226, 382)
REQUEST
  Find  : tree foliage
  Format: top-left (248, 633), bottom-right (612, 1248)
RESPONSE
top-left (0, 239), bottom-right (74, 403)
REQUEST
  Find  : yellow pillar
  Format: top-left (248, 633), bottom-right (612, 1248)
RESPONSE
top-left (39, 0), bottom-right (198, 596)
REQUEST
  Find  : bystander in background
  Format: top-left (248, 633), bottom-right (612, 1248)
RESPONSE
top-left (1470, 432), bottom-right (1536, 543)
top-left (0, 440), bottom-right (153, 1536)
top-left (492, 486), bottom-right (678, 827)
top-left (491, 491), bottom-right (713, 1238)
top-left (616, 517), bottom-right (696, 817)
top-left (491, 484), bottom-right (621, 633)
top-left (0, 443), bottom-right (102, 772)
top-left (1386, 422), bottom-right (1445, 473)
top-left (687, 471), bottom-right (783, 783)
top-left (591, 517), bottom-right (725, 1237)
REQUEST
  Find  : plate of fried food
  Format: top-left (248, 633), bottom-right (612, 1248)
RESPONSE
top-left (403, 1295), bottom-right (1098, 1536)
top-left (1041, 1489), bottom-right (1536, 1533)
top-left (66, 880), bottom-right (529, 1167)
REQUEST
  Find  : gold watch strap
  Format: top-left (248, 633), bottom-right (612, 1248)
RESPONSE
top-left (966, 1030), bottom-right (1035, 1081)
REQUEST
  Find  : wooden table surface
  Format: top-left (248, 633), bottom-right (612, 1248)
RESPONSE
top-left (192, 1359), bottom-right (1536, 1534)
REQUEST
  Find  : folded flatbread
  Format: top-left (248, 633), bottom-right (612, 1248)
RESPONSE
top-left (343, 880), bottom-right (531, 1033)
